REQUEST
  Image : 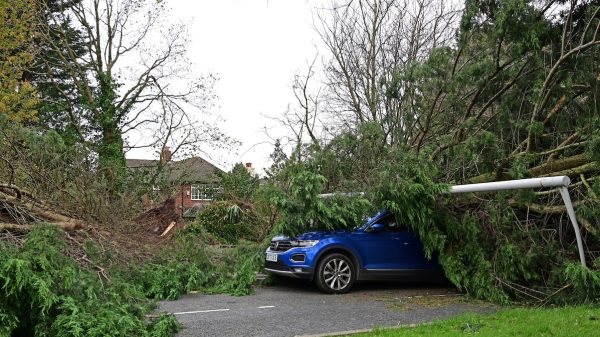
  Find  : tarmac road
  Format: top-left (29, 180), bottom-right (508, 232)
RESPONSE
top-left (158, 279), bottom-right (496, 337)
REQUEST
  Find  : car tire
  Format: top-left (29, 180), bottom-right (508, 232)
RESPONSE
top-left (315, 253), bottom-right (356, 294)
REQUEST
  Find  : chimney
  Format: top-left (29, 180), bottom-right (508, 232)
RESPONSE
top-left (161, 146), bottom-right (172, 162)
top-left (245, 162), bottom-right (254, 175)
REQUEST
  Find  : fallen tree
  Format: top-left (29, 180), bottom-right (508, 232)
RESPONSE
top-left (270, 123), bottom-right (600, 304)
top-left (0, 184), bottom-right (83, 231)
top-left (283, 1), bottom-right (600, 304)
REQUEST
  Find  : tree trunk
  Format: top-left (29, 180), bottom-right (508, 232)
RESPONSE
top-left (98, 119), bottom-right (125, 194)
top-left (97, 74), bottom-right (125, 194)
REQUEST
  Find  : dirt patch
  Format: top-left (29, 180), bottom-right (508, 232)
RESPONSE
top-left (384, 293), bottom-right (466, 310)
top-left (348, 286), bottom-right (494, 312)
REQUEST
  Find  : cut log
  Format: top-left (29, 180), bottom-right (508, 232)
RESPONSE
top-left (509, 199), bottom-right (590, 214)
top-left (160, 221), bottom-right (176, 237)
top-left (0, 221), bottom-right (82, 231)
top-left (0, 223), bottom-right (33, 231)
top-left (0, 183), bottom-right (84, 231)
top-left (468, 154), bottom-right (595, 184)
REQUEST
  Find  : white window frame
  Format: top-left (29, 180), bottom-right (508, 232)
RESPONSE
top-left (190, 183), bottom-right (219, 201)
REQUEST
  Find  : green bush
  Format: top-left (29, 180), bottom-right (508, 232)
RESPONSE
top-left (269, 168), bottom-right (374, 236)
top-left (128, 233), bottom-right (264, 299)
top-left (0, 225), bottom-right (180, 337)
top-left (133, 261), bottom-right (209, 301)
top-left (562, 262), bottom-right (600, 303)
top-left (202, 242), bottom-right (265, 296)
top-left (127, 233), bottom-right (211, 300)
top-left (189, 201), bottom-right (258, 243)
top-left (0, 225), bottom-right (265, 337)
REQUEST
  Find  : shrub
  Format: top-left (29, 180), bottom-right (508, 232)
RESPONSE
top-left (0, 225), bottom-right (180, 337)
top-left (562, 262), bottom-right (600, 303)
top-left (128, 233), bottom-right (265, 299)
top-left (270, 168), bottom-right (374, 236)
top-left (189, 201), bottom-right (258, 243)
top-left (202, 241), bottom-right (265, 296)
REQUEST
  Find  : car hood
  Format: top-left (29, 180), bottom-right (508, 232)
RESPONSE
top-left (273, 229), bottom-right (350, 241)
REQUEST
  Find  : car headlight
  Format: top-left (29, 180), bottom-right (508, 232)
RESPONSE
top-left (291, 240), bottom-right (319, 248)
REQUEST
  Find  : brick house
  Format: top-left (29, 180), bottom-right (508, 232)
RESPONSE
top-left (126, 147), bottom-right (224, 218)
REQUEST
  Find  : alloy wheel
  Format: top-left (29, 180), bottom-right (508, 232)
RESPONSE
top-left (322, 258), bottom-right (352, 291)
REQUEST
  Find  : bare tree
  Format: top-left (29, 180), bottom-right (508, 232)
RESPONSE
top-left (146, 91), bottom-right (233, 163)
top-left (267, 54), bottom-right (330, 159)
top-left (315, 0), bottom-right (460, 145)
top-left (37, 0), bottom-right (225, 190)
top-left (291, 55), bottom-right (323, 148)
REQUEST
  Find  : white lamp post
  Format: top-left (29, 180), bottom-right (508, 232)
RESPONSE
top-left (318, 176), bottom-right (587, 266)
top-left (449, 176), bottom-right (586, 266)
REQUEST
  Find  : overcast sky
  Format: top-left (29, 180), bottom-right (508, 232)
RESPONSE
top-left (126, 0), bottom-right (323, 174)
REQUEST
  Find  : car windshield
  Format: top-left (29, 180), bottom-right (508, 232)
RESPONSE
top-left (354, 211), bottom-right (384, 230)
top-left (353, 215), bottom-right (370, 230)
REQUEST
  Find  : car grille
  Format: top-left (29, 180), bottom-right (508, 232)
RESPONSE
top-left (269, 240), bottom-right (292, 252)
top-left (265, 260), bottom-right (289, 271)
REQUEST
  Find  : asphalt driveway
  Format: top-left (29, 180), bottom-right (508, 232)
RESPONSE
top-left (158, 279), bottom-right (496, 337)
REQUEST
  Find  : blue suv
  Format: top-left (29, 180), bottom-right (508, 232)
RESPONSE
top-left (265, 210), bottom-right (443, 293)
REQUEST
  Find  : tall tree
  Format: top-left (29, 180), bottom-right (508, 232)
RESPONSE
top-left (316, 0), bottom-right (459, 145)
top-left (0, 0), bottom-right (39, 124)
top-left (218, 163), bottom-right (260, 203)
top-left (424, 0), bottom-right (600, 184)
top-left (22, 0), bottom-right (87, 144)
top-left (36, 0), bottom-right (221, 192)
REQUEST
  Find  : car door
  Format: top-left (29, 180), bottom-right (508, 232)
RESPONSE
top-left (385, 216), bottom-right (440, 270)
top-left (350, 213), bottom-right (415, 270)
top-left (350, 213), bottom-right (436, 271)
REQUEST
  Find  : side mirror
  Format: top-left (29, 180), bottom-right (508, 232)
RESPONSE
top-left (367, 223), bottom-right (385, 233)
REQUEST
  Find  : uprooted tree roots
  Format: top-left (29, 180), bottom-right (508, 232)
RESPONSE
top-left (134, 197), bottom-right (181, 236)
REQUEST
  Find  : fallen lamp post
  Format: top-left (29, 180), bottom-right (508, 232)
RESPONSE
top-left (318, 176), bottom-right (587, 267)
top-left (449, 176), bottom-right (586, 267)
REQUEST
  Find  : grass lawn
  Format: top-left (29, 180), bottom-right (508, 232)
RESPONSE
top-left (342, 306), bottom-right (599, 337)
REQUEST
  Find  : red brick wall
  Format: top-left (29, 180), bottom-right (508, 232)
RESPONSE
top-left (173, 184), bottom-right (213, 217)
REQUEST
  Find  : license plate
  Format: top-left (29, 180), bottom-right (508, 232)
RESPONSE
top-left (266, 252), bottom-right (278, 262)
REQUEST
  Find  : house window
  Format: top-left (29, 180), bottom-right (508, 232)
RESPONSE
top-left (190, 183), bottom-right (219, 200)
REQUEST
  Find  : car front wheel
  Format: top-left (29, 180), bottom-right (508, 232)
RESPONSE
top-left (315, 253), bottom-right (355, 294)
